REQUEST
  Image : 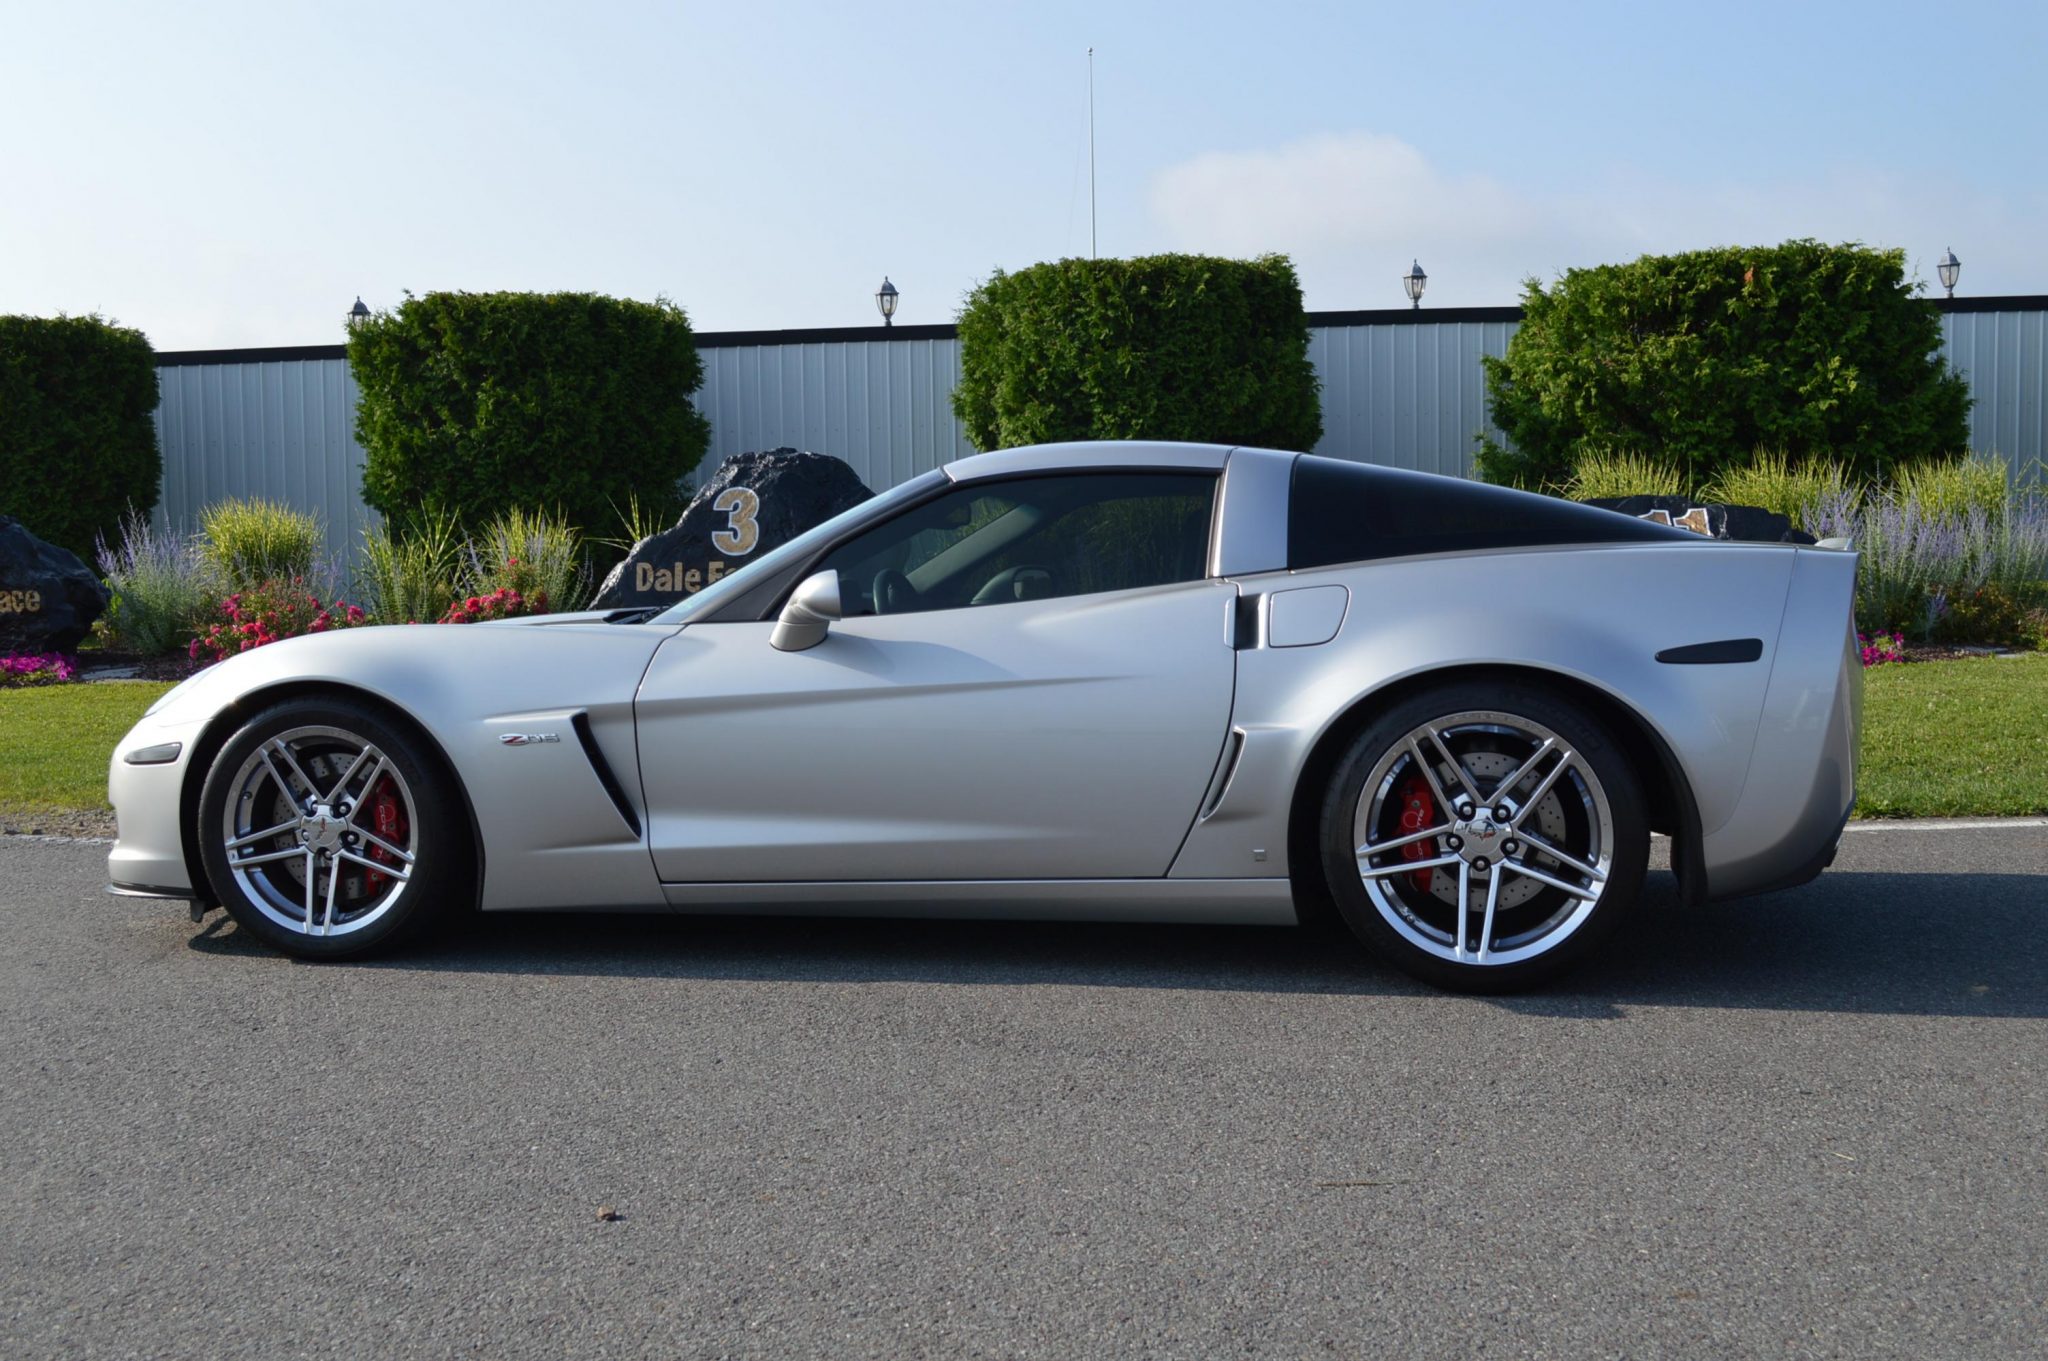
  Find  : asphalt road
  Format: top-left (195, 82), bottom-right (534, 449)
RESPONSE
top-left (2, 826), bottom-right (2044, 1360)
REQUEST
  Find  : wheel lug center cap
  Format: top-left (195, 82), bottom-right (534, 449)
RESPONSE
top-left (1451, 814), bottom-right (1504, 864)
top-left (300, 805), bottom-right (347, 853)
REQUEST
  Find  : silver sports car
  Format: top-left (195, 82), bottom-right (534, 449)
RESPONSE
top-left (108, 441), bottom-right (1860, 990)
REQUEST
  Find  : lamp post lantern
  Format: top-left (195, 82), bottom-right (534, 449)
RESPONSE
top-left (875, 277), bottom-right (899, 327)
top-left (347, 296), bottom-right (371, 331)
top-left (1403, 260), bottom-right (1427, 310)
top-left (1937, 248), bottom-right (1961, 299)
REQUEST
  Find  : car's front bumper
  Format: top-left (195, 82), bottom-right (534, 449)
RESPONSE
top-left (106, 715), bottom-right (204, 898)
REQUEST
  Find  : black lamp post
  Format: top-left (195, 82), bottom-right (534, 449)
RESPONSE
top-left (1403, 260), bottom-right (1427, 310)
top-left (875, 277), bottom-right (899, 327)
top-left (1937, 248), bottom-right (1961, 299)
top-left (347, 296), bottom-right (371, 331)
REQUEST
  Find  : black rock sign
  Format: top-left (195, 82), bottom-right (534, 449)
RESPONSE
top-left (591, 449), bottom-right (875, 609)
top-left (0, 515), bottom-right (111, 654)
top-left (1584, 496), bottom-right (1817, 546)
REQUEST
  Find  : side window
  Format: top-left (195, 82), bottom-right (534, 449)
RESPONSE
top-left (1287, 455), bottom-right (1694, 570)
top-left (817, 472), bottom-right (1215, 617)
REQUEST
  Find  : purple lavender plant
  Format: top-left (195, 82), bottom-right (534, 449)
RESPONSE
top-left (1801, 488), bottom-right (1861, 543)
top-left (94, 512), bottom-right (222, 656)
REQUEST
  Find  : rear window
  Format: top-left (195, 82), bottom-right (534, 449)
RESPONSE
top-left (1287, 456), bottom-right (1693, 570)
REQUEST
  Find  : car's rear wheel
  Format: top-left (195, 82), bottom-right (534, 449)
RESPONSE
top-left (1319, 680), bottom-right (1647, 992)
top-left (197, 697), bottom-right (470, 960)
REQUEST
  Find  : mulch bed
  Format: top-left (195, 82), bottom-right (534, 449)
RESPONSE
top-left (72, 650), bottom-right (206, 683)
top-left (1900, 644), bottom-right (2029, 664)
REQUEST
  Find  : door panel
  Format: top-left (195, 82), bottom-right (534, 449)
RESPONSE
top-left (636, 580), bottom-right (1237, 882)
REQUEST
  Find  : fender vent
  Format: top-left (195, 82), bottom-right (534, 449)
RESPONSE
top-left (571, 711), bottom-right (642, 838)
top-left (1656, 638), bottom-right (1764, 665)
top-left (1200, 728), bottom-right (1248, 822)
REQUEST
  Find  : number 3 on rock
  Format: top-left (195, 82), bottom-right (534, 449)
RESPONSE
top-left (711, 487), bottom-right (760, 556)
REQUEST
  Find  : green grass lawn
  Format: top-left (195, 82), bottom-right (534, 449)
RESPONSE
top-left (1, 659), bottom-right (2044, 825)
top-left (1858, 652), bottom-right (2048, 818)
top-left (0, 681), bottom-right (175, 821)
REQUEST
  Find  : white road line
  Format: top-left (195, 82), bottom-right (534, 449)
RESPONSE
top-left (1847, 817), bottom-right (2048, 832)
top-left (1, 834), bottom-right (115, 846)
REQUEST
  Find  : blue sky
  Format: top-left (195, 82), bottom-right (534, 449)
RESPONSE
top-left (4, 0), bottom-right (2043, 349)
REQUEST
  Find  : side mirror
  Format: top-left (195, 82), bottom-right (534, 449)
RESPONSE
top-left (770, 570), bottom-right (842, 652)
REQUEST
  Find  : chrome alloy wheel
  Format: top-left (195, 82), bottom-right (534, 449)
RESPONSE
top-left (217, 725), bottom-right (419, 938)
top-left (1351, 710), bottom-right (1615, 967)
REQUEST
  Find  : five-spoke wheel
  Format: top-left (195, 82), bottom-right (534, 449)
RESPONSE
top-left (199, 698), bottom-right (467, 958)
top-left (1320, 681), bottom-right (1646, 990)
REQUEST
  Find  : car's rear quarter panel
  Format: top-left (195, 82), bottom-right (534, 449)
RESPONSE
top-left (1172, 541), bottom-right (1804, 881)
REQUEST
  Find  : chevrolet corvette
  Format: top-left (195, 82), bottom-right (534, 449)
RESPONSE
top-left (108, 441), bottom-right (1860, 990)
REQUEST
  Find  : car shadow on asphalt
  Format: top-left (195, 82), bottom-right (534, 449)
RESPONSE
top-left (184, 868), bottom-right (2048, 1018)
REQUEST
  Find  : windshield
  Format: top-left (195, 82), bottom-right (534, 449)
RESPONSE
top-left (651, 469), bottom-right (949, 624)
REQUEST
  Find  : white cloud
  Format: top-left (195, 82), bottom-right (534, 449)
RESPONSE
top-left (1149, 131), bottom-right (2046, 309)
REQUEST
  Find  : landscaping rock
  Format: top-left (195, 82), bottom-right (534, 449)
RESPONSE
top-left (1583, 496), bottom-right (1817, 545)
top-left (0, 515), bottom-right (110, 654)
top-left (592, 449), bottom-right (874, 609)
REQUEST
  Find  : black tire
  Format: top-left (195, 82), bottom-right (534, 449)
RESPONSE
top-left (197, 696), bottom-right (472, 960)
top-left (1316, 678), bottom-right (1648, 992)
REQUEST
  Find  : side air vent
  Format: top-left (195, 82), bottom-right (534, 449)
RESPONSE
top-left (1200, 728), bottom-right (1248, 821)
top-left (570, 711), bottom-right (643, 838)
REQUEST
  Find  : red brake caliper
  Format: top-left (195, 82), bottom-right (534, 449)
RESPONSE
top-left (364, 776), bottom-right (406, 894)
top-left (1395, 774), bottom-right (1439, 893)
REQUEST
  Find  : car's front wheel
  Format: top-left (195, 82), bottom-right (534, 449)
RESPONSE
top-left (197, 697), bottom-right (470, 960)
top-left (1319, 680), bottom-right (1648, 992)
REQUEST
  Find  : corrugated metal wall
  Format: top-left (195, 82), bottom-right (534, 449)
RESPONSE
top-left (154, 359), bottom-right (375, 569)
top-left (1941, 308), bottom-right (2048, 479)
top-left (696, 338), bottom-right (977, 490)
top-left (1306, 320), bottom-right (1516, 475)
top-left (150, 306), bottom-right (2047, 566)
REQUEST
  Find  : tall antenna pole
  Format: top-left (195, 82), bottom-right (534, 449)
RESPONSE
top-left (1087, 47), bottom-right (1097, 259)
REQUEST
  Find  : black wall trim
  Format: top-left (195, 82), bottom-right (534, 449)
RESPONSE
top-left (570, 711), bottom-right (642, 839)
top-left (694, 322), bottom-right (958, 348)
top-left (157, 343), bottom-right (348, 366)
top-left (1656, 638), bottom-right (1765, 665)
top-left (147, 295), bottom-right (2048, 367)
top-left (1932, 294), bottom-right (2048, 314)
top-left (1307, 305), bottom-right (1525, 326)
